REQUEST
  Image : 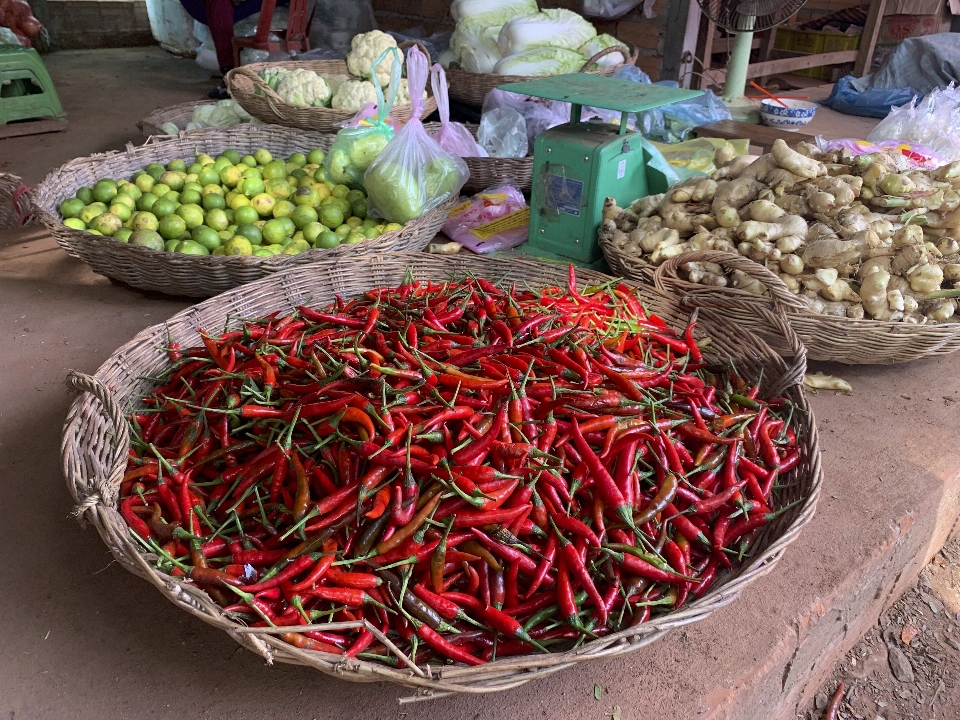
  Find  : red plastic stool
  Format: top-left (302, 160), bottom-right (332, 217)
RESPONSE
top-left (232, 0), bottom-right (312, 67)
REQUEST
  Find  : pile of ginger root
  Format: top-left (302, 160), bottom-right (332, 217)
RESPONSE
top-left (600, 138), bottom-right (960, 324)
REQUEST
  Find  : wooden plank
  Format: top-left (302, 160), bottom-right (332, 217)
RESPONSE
top-left (854, 0), bottom-right (889, 77)
top-left (757, 27), bottom-right (780, 85)
top-left (693, 120), bottom-right (816, 153)
top-left (0, 118), bottom-right (68, 140)
top-left (679, 0), bottom-right (701, 89)
top-left (659, 0), bottom-right (692, 84)
top-left (694, 12), bottom-right (715, 90)
top-left (706, 50), bottom-right (859, 84)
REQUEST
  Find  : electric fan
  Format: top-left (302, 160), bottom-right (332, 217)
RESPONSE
top-left (696, 0), bottom-right (808, 122)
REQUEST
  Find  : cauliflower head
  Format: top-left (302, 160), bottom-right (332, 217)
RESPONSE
top-left (276, 69), bottom-right (332, 107)
top-left (331, 79), bottom-right (378, 112)
top-left (392, 78), bottom-right (428, 107)
top-left (346, 30), bottom-right (400, 86)
top-left (258, 67), bottom-right (289, 91)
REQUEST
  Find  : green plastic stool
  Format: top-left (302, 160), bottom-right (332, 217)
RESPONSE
top-left (0, 45), bottom-right (64, 124)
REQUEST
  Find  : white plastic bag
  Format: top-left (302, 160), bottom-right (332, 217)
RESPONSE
top-left (581, 0), bottom-right (645, 19)
top-left (867, 83), bottom-right (960, 163)
top-left (442, 184), bottom-right (529, 253)
top-left (364, 45), bottom-right (470, 224)
top-left (478, 107), bottom-right (528, 158)
top-left (430, 64), bottom-right (488, 158)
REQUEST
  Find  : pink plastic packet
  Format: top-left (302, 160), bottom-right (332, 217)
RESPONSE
top-left (442, 184), bottom-right (529, 254)
top-left (430, 63), bottom-right (487, 158)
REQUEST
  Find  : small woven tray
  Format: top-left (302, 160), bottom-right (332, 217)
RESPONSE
top-left (447, 44), bottom-right (639, 108)
top-left (32, 126), bottom-right (451, 298)
top-left (138, 100), bottom-right (225, 138)
top-left (653, 250), bottom-right (960, 365)
top-left (226, 42), bottom-right (438, 133)
top-left (62, 252), bottom-right (822, 698)
top-left (0, 172), bottom-right (34, 229)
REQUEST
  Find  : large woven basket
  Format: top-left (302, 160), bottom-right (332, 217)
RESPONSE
top-left (653, 250), bottom-right (960, 365)
top-left (599, 229), bottom-right (657, 284)
top-left (447, 44), bottom-right (639, 108)
top-left (0, 172), bottom-right (34, 229)
top-left (138, 100), bottom-right (243, 138)
top-left (32, 126), bottom-right (451, 297)
top-left (226, 43), bottom-right (438, 133)
top-left (61, 252), bottom-right (822, 698)
top-left (422, 122), bottom-right (533, 193)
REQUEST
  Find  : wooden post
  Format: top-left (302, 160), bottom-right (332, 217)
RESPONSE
top-left (757, 27), bottom-right (778, 86)
top-left (853, 0), bottom-right (889, 77)
top-left (694, 13), bottom-right (716, 89)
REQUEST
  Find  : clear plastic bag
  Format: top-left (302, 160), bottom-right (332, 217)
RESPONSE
top-left (867, 83), bottom-right (960, 163)
top-left (816, 137), bottom-right (945, 169)
top-left (364, 45), bottom-right (470, 224)
top-left (637, 86), bottom-right (731, 143)
top-left (481, 88), bottom-right (569, 149)
top-left (442, 184), bottom-right (529, 254)
top-left (325, 48), bottom-right (401, 189)
top-left (430, 63), bottom-right (487, 158)
top-left (581, 0), bottom-right (644, 19)
top-left (478, 107), bottom-right (528, 158)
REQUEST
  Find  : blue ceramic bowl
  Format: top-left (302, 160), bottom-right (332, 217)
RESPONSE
top-left (760, 99), bottom-right (817, 130)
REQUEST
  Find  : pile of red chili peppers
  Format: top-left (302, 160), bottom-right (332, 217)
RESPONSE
top-left (119, 267), bottom-right (802, 667)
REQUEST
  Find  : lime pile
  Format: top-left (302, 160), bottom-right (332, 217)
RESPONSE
top-left (58, 148), bottom-right (403, 257)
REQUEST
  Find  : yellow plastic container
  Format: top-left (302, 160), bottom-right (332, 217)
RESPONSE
top-left (773, 27), bottom-right (862, 82)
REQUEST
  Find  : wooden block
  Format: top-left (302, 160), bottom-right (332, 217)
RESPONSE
top-left (616, 20), bottom-right (662, 50)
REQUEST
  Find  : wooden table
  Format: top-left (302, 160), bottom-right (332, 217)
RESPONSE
top-left (692, 120), bottom-right (815, 153)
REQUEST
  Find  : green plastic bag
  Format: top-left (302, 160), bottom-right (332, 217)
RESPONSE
top-left (325, 48), bottom-right (402, 189)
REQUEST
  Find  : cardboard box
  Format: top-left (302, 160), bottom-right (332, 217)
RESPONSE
top-left (884, 0), bottom-right (943, 14)
top-left (878, 14), bottom-right (940, 43)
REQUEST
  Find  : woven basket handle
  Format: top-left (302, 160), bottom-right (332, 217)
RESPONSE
top-left (64, 370), bottom-right (130, 516)
top-left (579, 43), bottom-right (636, 72)
top-left (398, 39), bottom-right (433, 69)
top-left (655, 250), bottom-right (807, 394)
top-left (227, 66), bottom-right (286, 105)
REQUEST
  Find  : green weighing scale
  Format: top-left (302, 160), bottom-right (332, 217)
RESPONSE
top-left (497, 74), bottom-right (701, 268)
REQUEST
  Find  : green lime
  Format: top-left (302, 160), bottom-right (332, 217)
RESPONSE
top-left (74, 186), bottom-right (93, 205)
top-left (202, 192), bottom-right (226, 212)
top-left (118, 184), bottom-right (143, 201)
top-left (292, 185), bottom-right (320, 207)
top-left (383, 222), bottom-right (403, 232)
top-left (334, 223), bottom-right (352, 237)
top-left (282, 239), bottom-right (311, 254)
top-left (92, 180), bottom-right (118, 204)
top-left (114, 227), bottom-right (133, 242)
top-left (303, 222), bottom-right (327, 243)
top-left (241, 176), bottom-right (265, 198)
top-left (131, 211), bottom-right (159, 231)
top-left (187, 163), bottom-right (204, 175)
top-left (276, 215), bottom-right (296, 237)
top-left (252, 247), bottom-right (274, 257)
top-left (238, 154), bottom-right (255, 168)
top-left (198, 168), bottom-right (221, 186)
top-left (262, 160), bottom-right (287, 180)
top-left (145, 162), bottom-right (166, 180)
top-left (177, 240), bottom-right (210, 255)
top-left (60, 198), bottom-right (85, 219)
top-left (235, 223), bottom-right (263, 246)
top-left (251, 193), bottom-right (276, 217)
top-left (345, 231), bottom-right (366, 245)
top-left (224, 236), bottom-right (253, 255)
top-left (204, 208), bottom-right (229, 232)
top-left (177, 204), bottom-right (205, 229)
top-left (192, 225), bottom-right (221, 251)
top-left (351, 199), bottom-right (367, 219)
top-left (227, 193), bottom-right (250, 211)
top-left (159, 171), bottom-right (185, 191)
top-left (319, 205), bottom-right (344, 229)
top-left (288, 152), bottom-right (307, 167)
top-left (163, 191), bottom-right (181, 204)
top-left (151, 198), bottom-right (177, 219)
top-left (363, 226), bottom-right (381, 239)
top-left (130, 229), bottom-right (164, 251)
top-left (346, 216), bottom-right (363, 228)
top-left (111, 194), bottom-right (136, 211)
top-left (262, 218), bottom-right (288, 245)
top-left (79, 203), bottom-right (107, 224)
top-left (63, 217), bottom-right (87, 231)
top-left (134, 174), bottom-right (155, 193)
top-left (254, 148), bottom-right (273, 165)
top-left (159, 214), bottom-right (187, 240)
top-left (331, 184), bottom-right (350, 200)
top-left (164, 239), bottom-right (181, 252)
top-left (306, 149), bottom-right (325, 166)
top-left (315, 231), bottom-right (341, 249)
top-left (222, 149), bottom-right (242, 165)
top-left (212, 246), bottom-right (226, 256)
top-left (233, 204), bottom-right (259, 225)
top-left (219, 165), bottom-right (243, 188)
top-left (167, 159), bottom-right (187, 173)
top-left (313, 166), bottom-right (329, 183)
top-left (265, 178), bottom-right (292, 199)
top-left (224, 208), bottom-right (235, 225)
top-left (290, 205), bottom-right (319, 229)
top-left (272, 200), bottom-right (296, 219)
top-left (346, 189), bottom-right (365, 203)
top-left (212, 157), bottom-right (232, 173)
top-left (109, 203), bottom-right (133, 222)
top-left (180, 188), bottom-right (203, 206)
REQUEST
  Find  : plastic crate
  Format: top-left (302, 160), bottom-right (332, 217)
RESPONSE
top-left (773, 27), bottom-right (861, 82)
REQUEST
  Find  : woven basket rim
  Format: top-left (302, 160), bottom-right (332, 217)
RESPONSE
top-left (61, 253), bottom-right (822, 696)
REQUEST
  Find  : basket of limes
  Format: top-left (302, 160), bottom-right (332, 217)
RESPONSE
top-left (33, 125), bottom-right (452, 297)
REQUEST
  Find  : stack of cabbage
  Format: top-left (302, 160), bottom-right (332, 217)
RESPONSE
top-left (255, 31), bottom-right (426, 112)
top-left (443, 0), bottom-right (627, 77)
top-left (159, 100), bottom-right (257, 135)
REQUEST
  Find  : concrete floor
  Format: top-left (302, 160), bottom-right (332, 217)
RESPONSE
top-left (1, 47), bottom-right (959, 720)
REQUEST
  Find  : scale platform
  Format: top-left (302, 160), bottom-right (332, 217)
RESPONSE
top-left (497, 74), bottom-right (701, 265)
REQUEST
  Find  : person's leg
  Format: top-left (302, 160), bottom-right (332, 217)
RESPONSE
top-left (204, 0), bottom-right (237, 73)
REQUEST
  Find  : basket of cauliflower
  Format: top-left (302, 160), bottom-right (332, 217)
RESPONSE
top-left (226, 33), bottom-right (438, 133)
top-left (599, 140), bottom-right (960, 365)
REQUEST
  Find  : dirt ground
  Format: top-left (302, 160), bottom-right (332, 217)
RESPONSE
top-left (802, 537), bottom-right (960, 720)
